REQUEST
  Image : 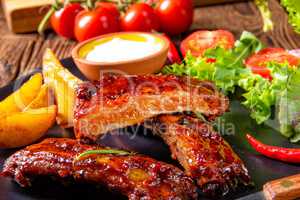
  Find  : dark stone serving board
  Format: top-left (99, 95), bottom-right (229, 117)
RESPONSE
top-left (0, 58), bottom-right (299, 200)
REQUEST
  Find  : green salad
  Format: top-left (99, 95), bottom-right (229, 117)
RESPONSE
top-left (162, 31), bottom-right (300, 142)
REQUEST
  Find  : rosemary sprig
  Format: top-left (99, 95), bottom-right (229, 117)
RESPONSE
top-left (75, 149), bottom-right (133, 160)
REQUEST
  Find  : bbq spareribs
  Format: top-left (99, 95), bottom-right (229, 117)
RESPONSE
top-left (74, 74), bottom-right (229, 141)
top-left (1, 138), bottom-right (198, 200)
top-left (145, 114), bottom-right (252, 196)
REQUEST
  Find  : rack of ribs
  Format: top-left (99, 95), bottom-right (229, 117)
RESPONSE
top-left (73, 74), bottom-right (251, 196)
top-left (74, 74), bottom-right (229, 142)
top-left (1, 138), bottom-right (198, 200)
top-left (144, 114), bottom-right (252, 196)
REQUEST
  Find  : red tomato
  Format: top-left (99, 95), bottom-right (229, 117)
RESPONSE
top-left (180, 30), bottom-right (235, 57)
top-left (245, 48), bottom-right (300, 80)
top-left (155, 0), bottom-right (193, 35)
top-left (162, 34), bottom-right (181, 64)
top-left (74, 8), bottom-right (120, 42)
top-left (95, 2), bottom-right (120, 19)
top-left (249, 66), bottom-right (273, 80)
top-left (50, 3), bottom-right (83, 39)
top-left (121, 3), bottom-right (160, 32)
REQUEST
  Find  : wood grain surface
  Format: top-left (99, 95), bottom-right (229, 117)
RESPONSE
top-left (0, 0), bottom-right (300, 87)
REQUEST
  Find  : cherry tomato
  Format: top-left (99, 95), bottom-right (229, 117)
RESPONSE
top-left (50, 3), bottom-right (83, 39)
top-left (180, 30), bottom-right (235, 57)
top-left (155, 0), bottom-right (193, 35)
top-left (121, 3), bottom-right (160, 32)
top-left (74, 8), bottom-right (120, 42)
top-left (162, 34), bottom-right (181, 64)
top-left (245, 48), bottom-right (300, 80)
top-left (95, 2), bottom-right (120, 19)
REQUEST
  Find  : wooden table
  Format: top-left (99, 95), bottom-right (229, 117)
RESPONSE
top-left (0, 0), bottom-right (300, 87)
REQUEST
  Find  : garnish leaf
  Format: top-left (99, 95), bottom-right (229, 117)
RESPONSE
top-left (76, 149), bottom-right (133, 160)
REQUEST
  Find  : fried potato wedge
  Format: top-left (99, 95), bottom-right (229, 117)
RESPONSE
top-left (0, 73), bottom-right (43, 115)
top-left (43, 49), bottom-right (81, 127)
top-left (0, 105), bottom-right (57, 148)
top-left (24, 84), bottom-right (54, 110)
top-left (43, 49), bottom-right (82, 127)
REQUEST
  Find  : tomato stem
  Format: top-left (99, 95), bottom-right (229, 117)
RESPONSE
top-left (38, 6), bottom-right (56, 35)
top-left (86, 0), bottom-right (94, 9)
top-left (38, 0), bottom-right (87, 35)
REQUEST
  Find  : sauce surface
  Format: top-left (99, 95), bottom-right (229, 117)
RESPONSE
top-left (85, 37), bottom-right (162, 62)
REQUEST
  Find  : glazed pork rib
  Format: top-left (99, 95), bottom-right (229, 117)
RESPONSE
top-left (145, 114), bottom-right (252, 196)
top-left (74, 74), bottom-right (229, 141)
top-left (1, 138), bottom-right (198, 200)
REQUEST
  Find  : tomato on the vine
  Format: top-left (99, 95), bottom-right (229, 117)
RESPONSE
top-left (121, 3), bottom-right (160, 32)
top-left (180, 30), bottom-right (235, 57)
top-left (245, 48), bottom-right (300, 80)
top-left (50, 3), bottom-right (83, 39)
top-left (74, 8), bottom-right (120, 42)
top-left (95, 2), bottom-right (120, 19)
top-left (155, 0), bottom-right (194, 35)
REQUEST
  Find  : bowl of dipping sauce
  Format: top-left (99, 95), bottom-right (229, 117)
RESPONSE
top-left (72, 32), bottom-right (169, 80)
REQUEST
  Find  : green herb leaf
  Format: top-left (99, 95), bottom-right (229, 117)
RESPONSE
top-left (76, 149), bottom-right (133, 160)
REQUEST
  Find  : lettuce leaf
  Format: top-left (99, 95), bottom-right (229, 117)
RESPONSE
top-left (162, 31), bottom-right (264, 94)
top-left (162, 31), bottom-right (300, 135)
top-left (278, 68), bottom-right (300, 142)
top-left (238, 62), bottom-right (293, 124)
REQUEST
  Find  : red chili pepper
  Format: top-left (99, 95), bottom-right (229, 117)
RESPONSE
top-left (162, 34), bottom-right (182, 64)
top-left (246, 134), bottom-right (300, 163)
top-left (206, 58), bottom-right (216, 63)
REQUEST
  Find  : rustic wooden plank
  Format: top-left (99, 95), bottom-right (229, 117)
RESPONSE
top-left (2, 0), bottom-right (53, 33)
top-left (194, 0), bottom-right (248, 6)
top-left (193, 0), bottom-right (300, 48)
top-left (0, 4), bottom-right (76, 87)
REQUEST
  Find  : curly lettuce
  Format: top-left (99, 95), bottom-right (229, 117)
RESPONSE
top-left (162, 31), bottom-right (264, 94)
top-left (239, 62), bottom-right (293, 124)
top-left (162, 31), bottom-right (300, 142)
top-left (278, 68), bottom-right (300, 142)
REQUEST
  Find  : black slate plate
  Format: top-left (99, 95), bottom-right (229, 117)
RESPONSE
top-left (0, 58), bottom-right (300, 200)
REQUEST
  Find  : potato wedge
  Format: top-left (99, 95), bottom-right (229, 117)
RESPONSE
top-left (0, 73), bottom-right (43, 115)
top-left (0, 105), bottom-right (57, 148)
top-left (43, 49), bottom-right (82, 127)
top-left (24, 84), bottom-right (54, 110)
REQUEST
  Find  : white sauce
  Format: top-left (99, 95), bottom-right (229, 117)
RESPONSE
top-left (85, 38), bottom-right (162, 63)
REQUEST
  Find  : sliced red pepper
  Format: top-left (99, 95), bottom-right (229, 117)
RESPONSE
top-left (246, 134), bottom-right (300, 163)
top-left (162, 34), bottom-right (182, 64)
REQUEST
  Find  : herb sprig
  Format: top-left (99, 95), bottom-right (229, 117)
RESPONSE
top-left (75, 149), bottom-right (134, 160)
